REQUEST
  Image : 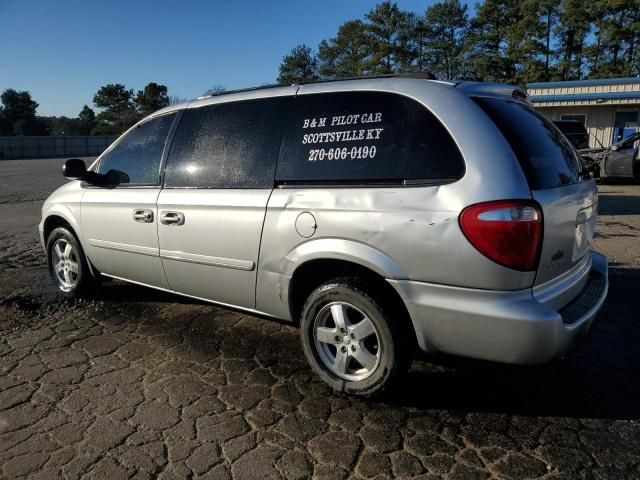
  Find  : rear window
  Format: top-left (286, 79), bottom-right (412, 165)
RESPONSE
top-left (276, 91), bottom-right (465, 184)
top-left (474, 97), bottom-right (584, 190)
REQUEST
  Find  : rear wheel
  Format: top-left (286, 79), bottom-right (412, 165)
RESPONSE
top-left (46, 227), bottom-right (96, 296)
top-left (300, 277), bottom-right (409, 397)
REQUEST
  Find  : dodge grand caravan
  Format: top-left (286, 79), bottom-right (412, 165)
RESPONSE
top-left (40, 75), bottom-right (608, 396)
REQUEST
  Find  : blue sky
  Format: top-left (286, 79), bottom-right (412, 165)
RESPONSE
top-left (0, 0), bottom-right (469, 117)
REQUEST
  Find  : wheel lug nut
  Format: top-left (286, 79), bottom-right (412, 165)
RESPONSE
top-left (340, 328), bottom-right (347, 333)
top-left (351, 345), bottom-right (356, 352)
top-left (335, 336), bottom-right (342, 343)
top-left (350, 333), bottom-right (355, 339)
top-left (341, 346), bottom-right (347, 353)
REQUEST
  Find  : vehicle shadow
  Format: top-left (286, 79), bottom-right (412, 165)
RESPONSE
top-left (385, 266), bottom-right (640, 420)
top-left (75, 265), bottom-right (640, 421)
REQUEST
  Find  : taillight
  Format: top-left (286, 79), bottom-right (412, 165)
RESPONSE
top-left (459, 200), bottom-right (543, 271)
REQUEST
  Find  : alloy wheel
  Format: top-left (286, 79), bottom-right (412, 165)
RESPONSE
top-left (313, 301), bottom-right (381, 381)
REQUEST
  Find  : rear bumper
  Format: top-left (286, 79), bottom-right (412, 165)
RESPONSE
top-left (389, 250), bottom-right (608, 365)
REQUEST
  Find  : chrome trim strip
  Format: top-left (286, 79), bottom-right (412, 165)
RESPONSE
top-left (159, 249), bottom-right (255, 271)
top-left (89, 239), bottom-right (159, 257)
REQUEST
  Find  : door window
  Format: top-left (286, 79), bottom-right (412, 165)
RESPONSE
top-left (98, 112), bottom-right (176, 185)
top-left (164, 97), bottom-right (289, 188)
top-left (276, 91), bottom-right (465, 184)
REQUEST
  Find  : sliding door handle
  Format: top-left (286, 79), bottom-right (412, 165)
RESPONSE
top-left (132, 209), bottom-right (154, 223)
top-left (160, 211), bottom-right (185, 225)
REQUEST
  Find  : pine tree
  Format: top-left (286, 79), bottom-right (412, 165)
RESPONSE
top-left (277, 45), bottom-right (319, 84)
top-left (554, 0), bottom-right (591, 80)
top-left (421, 0), bottom-right (469, 79)
top-left (318, 20), bottom-right (369, 78)
top-left (467, 0), bottom-right (513, 82)
top-left (364, 2), bottom-right (414, 73)
top-left (589, 0), bottom-right (639, 77)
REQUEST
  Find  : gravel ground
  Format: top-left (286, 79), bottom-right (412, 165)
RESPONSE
top-left (1, 158), bottom-right (639, 480)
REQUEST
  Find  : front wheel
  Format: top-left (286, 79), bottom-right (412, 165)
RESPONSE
top-left (46, 227), bottom-right (95, 296)
top-left (299, 277), bottom-right (409, 397)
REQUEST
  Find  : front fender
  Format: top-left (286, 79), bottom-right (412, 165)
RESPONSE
top-left (41, 201), bottom-right (86, 256)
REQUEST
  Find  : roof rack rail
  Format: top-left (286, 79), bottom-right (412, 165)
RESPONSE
top-left (196, 72), bottom-right (438, 100)
top-left (297, 72), bottom-right (437, 86)
top-left (196, 83), bottom-right (284, 100)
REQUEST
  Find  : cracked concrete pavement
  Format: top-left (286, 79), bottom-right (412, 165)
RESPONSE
top-left (1, 158), bottom-right (639, 479)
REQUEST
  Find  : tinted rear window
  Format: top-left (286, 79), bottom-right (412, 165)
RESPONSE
top-left (474, 97), bottom-right (583, 189)
top-left (164, 97), bottom-right (289, 188)
top-left (276, 91), bottom-right (465, 184)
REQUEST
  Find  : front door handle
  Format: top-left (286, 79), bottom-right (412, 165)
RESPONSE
top-left (160, 211), bottom-right (185, 226)
top-left (132, 209), bottom-right (154, 223)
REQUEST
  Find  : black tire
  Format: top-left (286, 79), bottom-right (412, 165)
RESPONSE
top-left (299, 277), bottom-right (410, 397)
top-left (46, 226), bottom-right (96, 297)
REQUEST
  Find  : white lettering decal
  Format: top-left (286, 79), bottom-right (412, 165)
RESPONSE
top-left (302, 111), bottom-right (384, 161)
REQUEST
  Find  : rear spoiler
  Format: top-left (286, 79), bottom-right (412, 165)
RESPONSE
top-left (455, 82), bottom-right (531, 105)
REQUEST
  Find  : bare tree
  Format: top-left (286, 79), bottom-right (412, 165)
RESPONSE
top-left (203, 84), bottom-right (227, 96)
top-left (168, 95), bottom-right (188, 105)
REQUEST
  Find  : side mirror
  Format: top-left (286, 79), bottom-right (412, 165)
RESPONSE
top-left (105, 169), bottom-right (130, 186)
top-left (62, 158), bottom-right (87, 180)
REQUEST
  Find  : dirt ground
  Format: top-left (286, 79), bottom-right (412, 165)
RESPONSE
top-left (1, 158), bottom-right (639, 479)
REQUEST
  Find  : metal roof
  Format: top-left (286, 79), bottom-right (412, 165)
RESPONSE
top-left (530, 91), bottom-right (640, 104)
top-left (527, 77), bottom-right (640, 88)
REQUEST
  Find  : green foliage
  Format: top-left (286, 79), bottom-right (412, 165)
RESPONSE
top-left (78, 105), bottom-right (96, 135)
top-left (587, 0), bottom-right (640, 78)
top-left (318, 20), bottom-right (369, 78)
top-left (421, 0), bottom-right (469, 79)
top-left (279, 0), bottom-right (640, 84)
top-left (136, 82), bottom-right (170, 116)
top-left (554, 0), bottom-right (592, 80)
top-left (277, 45), bottom-right (320, 84)
top-left (363, 2), bottom-right (414, 73)
top-left (1, 82), bottom-right (173, 137)
top-left (0, 89), bottom-right (48, 135)
top-left (93, 83), bottom-right (138, 134)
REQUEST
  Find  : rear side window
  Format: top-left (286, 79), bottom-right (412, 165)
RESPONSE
top-left (276, 91), bottom-right (465, 184)
top-left (98, 112), bottom-right (176, 185)
top-left (474, 97), bottom-right (583, 189)
top-left (164, 97), bottom-right (289, 188)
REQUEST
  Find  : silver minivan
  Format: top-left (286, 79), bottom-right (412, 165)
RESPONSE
top-left (40, 75), bottom-right (608, 396)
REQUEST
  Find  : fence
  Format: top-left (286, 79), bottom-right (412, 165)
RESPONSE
top-left (0, 136), bottom-right (118, 160)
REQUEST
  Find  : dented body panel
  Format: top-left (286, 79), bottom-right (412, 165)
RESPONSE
top-left (256, 79), bottom-right (536, 320)
top-left (40, 77), bottom-right (609, 366)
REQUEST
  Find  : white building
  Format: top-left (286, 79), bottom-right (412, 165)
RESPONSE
top-left (526, 77), bottom-right (640, 148)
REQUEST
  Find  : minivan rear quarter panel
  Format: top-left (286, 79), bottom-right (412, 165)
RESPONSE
top-left (256, 79), bottom-right (537, 320)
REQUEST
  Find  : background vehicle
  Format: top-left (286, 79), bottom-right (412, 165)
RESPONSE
top-left (553, 120), bottom-right (590, 150)
top-left (582, 132), bottom-right (640, 180)
top-left (40, 76), bottom-right (608, 396)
